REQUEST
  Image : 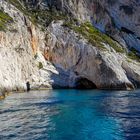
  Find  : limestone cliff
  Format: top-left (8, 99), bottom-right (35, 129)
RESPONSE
top-left (0, 0), bottom-right (140, 95)
top-left (28, 0), bottom-right (140, 52)
top-left (0, 0), bottom-right (53, 93)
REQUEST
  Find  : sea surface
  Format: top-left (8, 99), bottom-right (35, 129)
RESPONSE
top-left (0, 89), bottom-right (140, 140)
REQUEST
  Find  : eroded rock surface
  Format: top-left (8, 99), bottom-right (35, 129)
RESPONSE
top-left (0, 0), bottom-right (52, 91)
top-left (0, 0), bottom-right (140, 91)
top-left (27, 0), bottom-right (140, 51)
top-left (44, 21), bottom-right (136, 90)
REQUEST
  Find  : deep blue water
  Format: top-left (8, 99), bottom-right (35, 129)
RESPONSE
top-left (0, 90), bottom-right (140, 140)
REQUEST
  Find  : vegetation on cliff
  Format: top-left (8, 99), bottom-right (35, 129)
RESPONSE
top-left (0, 9), bottom-right (13, 31)
top-left (128, 48), bottom-right (140, 62)
top-left (63, 21), bottom-right (125, 52)
top-left (7, 0), bottom-right (66, 27)
top-left (4, 0), bottom-right (140, 62)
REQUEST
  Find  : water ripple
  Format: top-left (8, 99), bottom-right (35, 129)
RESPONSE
top-left (0, 90), bottom-right (140, 140)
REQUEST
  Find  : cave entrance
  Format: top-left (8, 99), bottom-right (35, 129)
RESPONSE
top-left (75, 77), bottom-right (97, 89)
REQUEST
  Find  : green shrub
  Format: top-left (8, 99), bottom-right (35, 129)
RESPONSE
top-left (38, 62), bottom-right (43, 69)
top-left (0, 9), bottom-right (13, 31)
top-left (34, 53), bottom-right (38, 59)
top-left (7, 0), bottom-right (67, 27)
top-left (127, 48), bottom-right (140, 62)
top-left (8, 0), bottom-right (27, 14)
top-left (63, 21), bottom-right (125, 52)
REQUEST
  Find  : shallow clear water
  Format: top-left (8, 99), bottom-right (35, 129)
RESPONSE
top-left (0, 90), bottom-right (140, 140)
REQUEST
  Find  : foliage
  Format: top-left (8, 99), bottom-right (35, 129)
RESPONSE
top-left (6, 0), bottom-right (140, 62)
top-left (127, 48), bottom-right (140, 62)
top-left (7, 0), bottom-right (67, 27)
top-left (38, 62), bottom-right (43, 69)
top-left (0, 9), bottom-right (13, 31)
top-left (34, 53), bottom-right (38, 59)
top-left (63, 21), bottom-right (125, 52)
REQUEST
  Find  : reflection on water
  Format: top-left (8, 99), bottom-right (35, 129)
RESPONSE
top-left (0, 90), bottom-right (140, 140)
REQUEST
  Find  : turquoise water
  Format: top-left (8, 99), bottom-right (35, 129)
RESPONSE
top-left (0, 90), bottom-right (140, 140)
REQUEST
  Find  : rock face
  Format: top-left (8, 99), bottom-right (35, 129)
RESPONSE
top-left (0, 0), bottom-right (140, 91)
top-left (44, 21), bottom-right (134, 90)
top-left (28, 0), bottom-right (140, 52)
top-left (0, 0), bottom-right (53, 91)
top-left (122, 61), bottom-right (140, 88)
top-left (88, 0), bottom-right (140, 52)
